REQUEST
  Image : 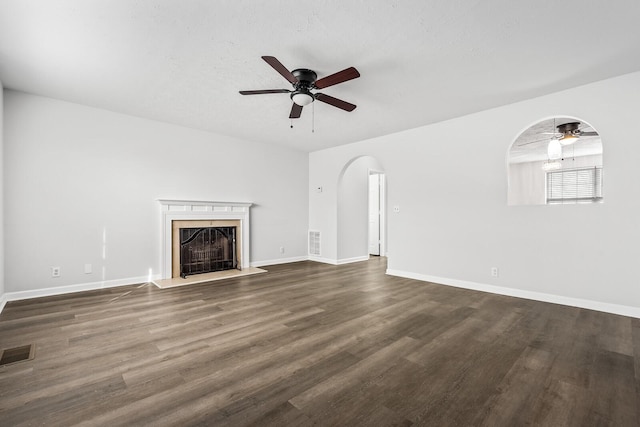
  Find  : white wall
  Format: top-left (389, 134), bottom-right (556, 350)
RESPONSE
top-left (0, 81), bottom-right (4, 303)
top-left (308, 161), bottom-right (338, 262)
top-left (309, 71), bottom-right (640, 316)
top-left (3, 90), bottom-right (308, 294)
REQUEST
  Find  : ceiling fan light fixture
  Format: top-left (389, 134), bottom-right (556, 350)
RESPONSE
top-left (559, 134), bottom-right (579, 146)
top-left (548, 138), bottom-right (562, 160)
top-left (291, 91), bottom-right (314, 106)
top-left (556, 122), bottom-right (581, 146)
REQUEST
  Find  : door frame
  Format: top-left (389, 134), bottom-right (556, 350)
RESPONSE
top-left (368, 169), bottom-right (386, 257)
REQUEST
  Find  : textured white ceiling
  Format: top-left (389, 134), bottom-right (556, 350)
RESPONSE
top-left (1, 1), bottom-right (640, 152)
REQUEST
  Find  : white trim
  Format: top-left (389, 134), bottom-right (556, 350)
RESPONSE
top-left (337, 256), bottom-right (370, 265)
top-left (379, 173), bottom-right (387, 257)
top-left (308, 256), bottom-right (339, 265)
top-left (0, 294), bottom-right (8, 314)
top-left (158, 200), bottom-right (252, 279)
top-left (157, 200), bottom-right (253, 209)
top-left (251, 256), bottom-right (309, 267)
top-left (307, 256), bottom-right (369, 265)
top-left (368, 170), bottom-right (387, 257)
top-left (386, 269), bottom-right (640, 319)
top-left (0, 275), bottom-right (158, 313)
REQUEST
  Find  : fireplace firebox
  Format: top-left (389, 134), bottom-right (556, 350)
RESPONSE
top-left (179, 226), bottom-right (237, 278)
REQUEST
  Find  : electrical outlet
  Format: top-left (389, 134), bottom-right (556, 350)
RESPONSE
top-left (491, 267), bottom-right (499, 277)
top-left (84, 263), bottom-right (92, 274)
top-left (51, 267), bottom-right (61, 278)
top-left (279, 246), bottom-right (285, 254)
top-left (393, 206), bottom-right (400, 213)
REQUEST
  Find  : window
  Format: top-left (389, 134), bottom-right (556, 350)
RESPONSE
top-left (546, 167), bottom-right (603, 204)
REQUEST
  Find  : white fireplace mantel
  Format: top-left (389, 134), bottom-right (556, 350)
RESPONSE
top-left (158, 199), bottom-right (252, 279)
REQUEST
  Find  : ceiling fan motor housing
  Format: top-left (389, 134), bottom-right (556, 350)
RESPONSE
top-left (292, 69), bottom-right (318, 87)
top-left (557, 122), bottom-right (581, 136)
top-left (290, 69), bottom-right (318, 105)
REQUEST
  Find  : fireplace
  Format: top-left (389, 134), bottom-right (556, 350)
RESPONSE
top-left (179, 226), bottom-right (237, 278)
top-left (171, 219), bottom-right (242, 279)
top-left (158, 200), bottom-right (252, 280)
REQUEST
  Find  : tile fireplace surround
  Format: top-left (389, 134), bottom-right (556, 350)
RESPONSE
top-left (158, 200), bottom-right (252, 280)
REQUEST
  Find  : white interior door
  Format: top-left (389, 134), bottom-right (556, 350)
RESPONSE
top-left (368, 173), bottom-right (381, 256)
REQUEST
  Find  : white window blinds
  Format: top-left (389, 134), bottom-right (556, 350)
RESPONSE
top-left (546, 167), bottom-right (603, 204)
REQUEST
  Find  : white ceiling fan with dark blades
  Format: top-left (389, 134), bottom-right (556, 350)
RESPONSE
top-left (239, 56), bottom-right (360, 119)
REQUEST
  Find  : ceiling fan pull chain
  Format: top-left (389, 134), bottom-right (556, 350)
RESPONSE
top-left (312, 101), bottom-right (315, 133)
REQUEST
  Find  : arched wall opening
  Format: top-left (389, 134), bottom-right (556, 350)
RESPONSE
top-left (507, 116), bottom-right (603, 206)
top-left (337, 155), bottom-right (385, 262)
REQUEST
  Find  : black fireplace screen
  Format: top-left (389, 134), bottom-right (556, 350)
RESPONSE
top-left (179, 227), bottom-right (237, 278)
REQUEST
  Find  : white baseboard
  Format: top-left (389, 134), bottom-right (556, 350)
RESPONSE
top-left (337, 256), bottom-right (369, 265)
top-left (0, 293), bottom-right (8, 314)
top-left (308, 256), bottom-right (338, 265)
top-left (307, 255), bottom-right (370, 265)
top-left (386, 269), bottom-right (640, 319)
top-left (0, 275), bottom-right (158, 314)
top-left (251, 256), bottom-right (309, 267)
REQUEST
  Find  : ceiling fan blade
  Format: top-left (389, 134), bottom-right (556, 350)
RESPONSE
top-left (580, 131), bottom-right (599, 136)
top-left (314, 67), bottom-right (360, 89)
top-left (239, 89), bottom-right (290, 95)
top-left (315, 93), bottom-right (357, 112)
top-left (516, 138), bottom-right (549, 146)
top-left (289, 103), bottom-right (303, 119)
top-left (262, 56), bottom-right (298, 84)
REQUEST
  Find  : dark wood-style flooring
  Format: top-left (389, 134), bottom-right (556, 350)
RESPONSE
top-left (0, 258), bottom-right (638, 426)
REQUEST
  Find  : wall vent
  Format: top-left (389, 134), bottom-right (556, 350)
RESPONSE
top-left (308, 231), bottom-right (321, 256)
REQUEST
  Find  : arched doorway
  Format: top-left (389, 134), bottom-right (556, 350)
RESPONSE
top-left (337, 156), bottom-right (385, 262)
